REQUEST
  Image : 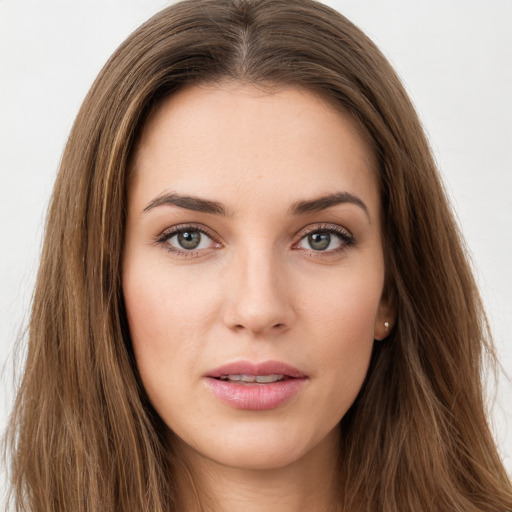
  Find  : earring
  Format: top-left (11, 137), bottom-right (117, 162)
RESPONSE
top-left (384, 321), bottom-right (390, 332)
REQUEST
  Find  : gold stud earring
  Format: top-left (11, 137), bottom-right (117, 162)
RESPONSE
top-left (384, 321), bottom-right (390, 332)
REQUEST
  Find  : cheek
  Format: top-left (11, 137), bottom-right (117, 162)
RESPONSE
top-left (297, 267), bottom-right (382, 400)
top-left (300, 262), bottom-right (383, 339)
top-left (124, 255), bottom-right (217, 339)
top-left (122, 257), bottom-right (219, 400)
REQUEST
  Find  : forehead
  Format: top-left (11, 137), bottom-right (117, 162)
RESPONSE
top-left (129, 83), bottom-right (379, 216)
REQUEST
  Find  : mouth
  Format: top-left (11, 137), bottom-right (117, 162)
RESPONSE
top-left (205, 360), bottom-right (308, 410)
top-left (206, 360), bottom-right (307, 380)
top-left (217, 374), bottom-right (287, 384)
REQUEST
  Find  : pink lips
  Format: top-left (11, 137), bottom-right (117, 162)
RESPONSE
top-left (205, 361), bottom-right (308, 410)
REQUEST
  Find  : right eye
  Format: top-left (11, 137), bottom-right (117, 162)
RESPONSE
top-left (168, 229), bottom-right (211, 250)
top-left (156, 225), bottom-right (221, 256)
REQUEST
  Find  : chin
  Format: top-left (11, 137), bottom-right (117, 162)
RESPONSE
top-left (203, 441), bottom-right (309, 471)
top-left (177, 419), bottom-right (339, 472)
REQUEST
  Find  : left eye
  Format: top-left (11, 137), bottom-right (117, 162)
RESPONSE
top-left (165, 229), bottom-right (215, 251)
top-left (297, 230), bottom-right (345, 252)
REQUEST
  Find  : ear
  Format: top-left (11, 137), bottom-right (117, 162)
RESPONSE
top-left (374, 299), bottom-right (396, 341)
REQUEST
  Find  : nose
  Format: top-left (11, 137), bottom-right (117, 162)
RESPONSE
top-left (222, 245), bottom-right (295, 336)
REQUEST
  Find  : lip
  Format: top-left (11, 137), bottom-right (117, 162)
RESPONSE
top-left (206, 360), bottom-right (307, 379)
top-left (204, 360), bottom-right (308, 410)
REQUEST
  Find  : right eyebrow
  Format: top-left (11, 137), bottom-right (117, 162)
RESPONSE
top-left (143, 192), bottom-right (228, 215)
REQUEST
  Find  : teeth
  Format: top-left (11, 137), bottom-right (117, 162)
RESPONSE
top-left (219, 374), bottom-right (285, 383)
top-left (238, 374), bottom-right (255, 382)
top-left (256, 374), bottom-right (284, 383)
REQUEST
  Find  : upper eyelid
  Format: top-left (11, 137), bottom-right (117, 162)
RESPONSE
top-left (156, 223), bottom-right (218, 241)
top-left (294, 223), bottom-right (353, 239)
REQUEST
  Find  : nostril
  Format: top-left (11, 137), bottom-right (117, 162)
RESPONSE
top-left (232, 322), bottom-right (284, 333)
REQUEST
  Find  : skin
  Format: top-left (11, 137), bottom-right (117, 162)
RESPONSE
top-left (123, 83), bottom-right (393, 511)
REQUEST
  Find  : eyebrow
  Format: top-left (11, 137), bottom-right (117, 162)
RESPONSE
top-left (143, 190), bottom-right (370, 220)
top-left (289, 192), bottom-right (370, 220)
top-left (143, 192), bottom-right (228, 215)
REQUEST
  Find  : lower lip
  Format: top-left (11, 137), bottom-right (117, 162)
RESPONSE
top-left (205, 377), bottom-right (307, 410)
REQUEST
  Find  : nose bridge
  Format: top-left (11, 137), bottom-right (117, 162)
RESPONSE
top-left (224, 240), bottom-right (293, 335)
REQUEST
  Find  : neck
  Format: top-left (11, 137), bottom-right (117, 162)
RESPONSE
top-left (175, 430), bottom-right (341, 512)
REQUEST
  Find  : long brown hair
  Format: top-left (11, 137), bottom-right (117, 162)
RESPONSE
top-left (6, 1), bottom-right (512, 510)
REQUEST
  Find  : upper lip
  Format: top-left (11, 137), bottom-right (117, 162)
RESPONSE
top-left (206, 360), bottom-right (307, 379)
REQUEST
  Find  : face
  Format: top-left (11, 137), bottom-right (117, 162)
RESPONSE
top-left (123, 83), bottom-right (391, 471)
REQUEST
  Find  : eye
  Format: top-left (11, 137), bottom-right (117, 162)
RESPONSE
top-left (170, 229), bottom-right (208, 250)
top-left (295, 225), bottom-right (354, 253)
top-left (156, 225), bottom-right (221, 255)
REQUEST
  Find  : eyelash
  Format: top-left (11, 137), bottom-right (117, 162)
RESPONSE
top-left (154, 223), bottom-right (355, 258)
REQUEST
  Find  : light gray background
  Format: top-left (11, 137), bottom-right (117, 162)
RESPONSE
top-left (1, 0), bottom-right (511, 503)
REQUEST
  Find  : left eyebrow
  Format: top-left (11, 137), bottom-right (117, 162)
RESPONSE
top-left (289, 192), bottom-right (370, 220)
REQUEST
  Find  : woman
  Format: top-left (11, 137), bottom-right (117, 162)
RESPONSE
top-left (5, 0), bottom-right (512, 510)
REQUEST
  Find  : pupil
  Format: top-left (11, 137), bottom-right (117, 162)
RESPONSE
top-left (308, 232), bottom-right (330, 251)
top-left (178, 230), bottom-right (201, 249)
